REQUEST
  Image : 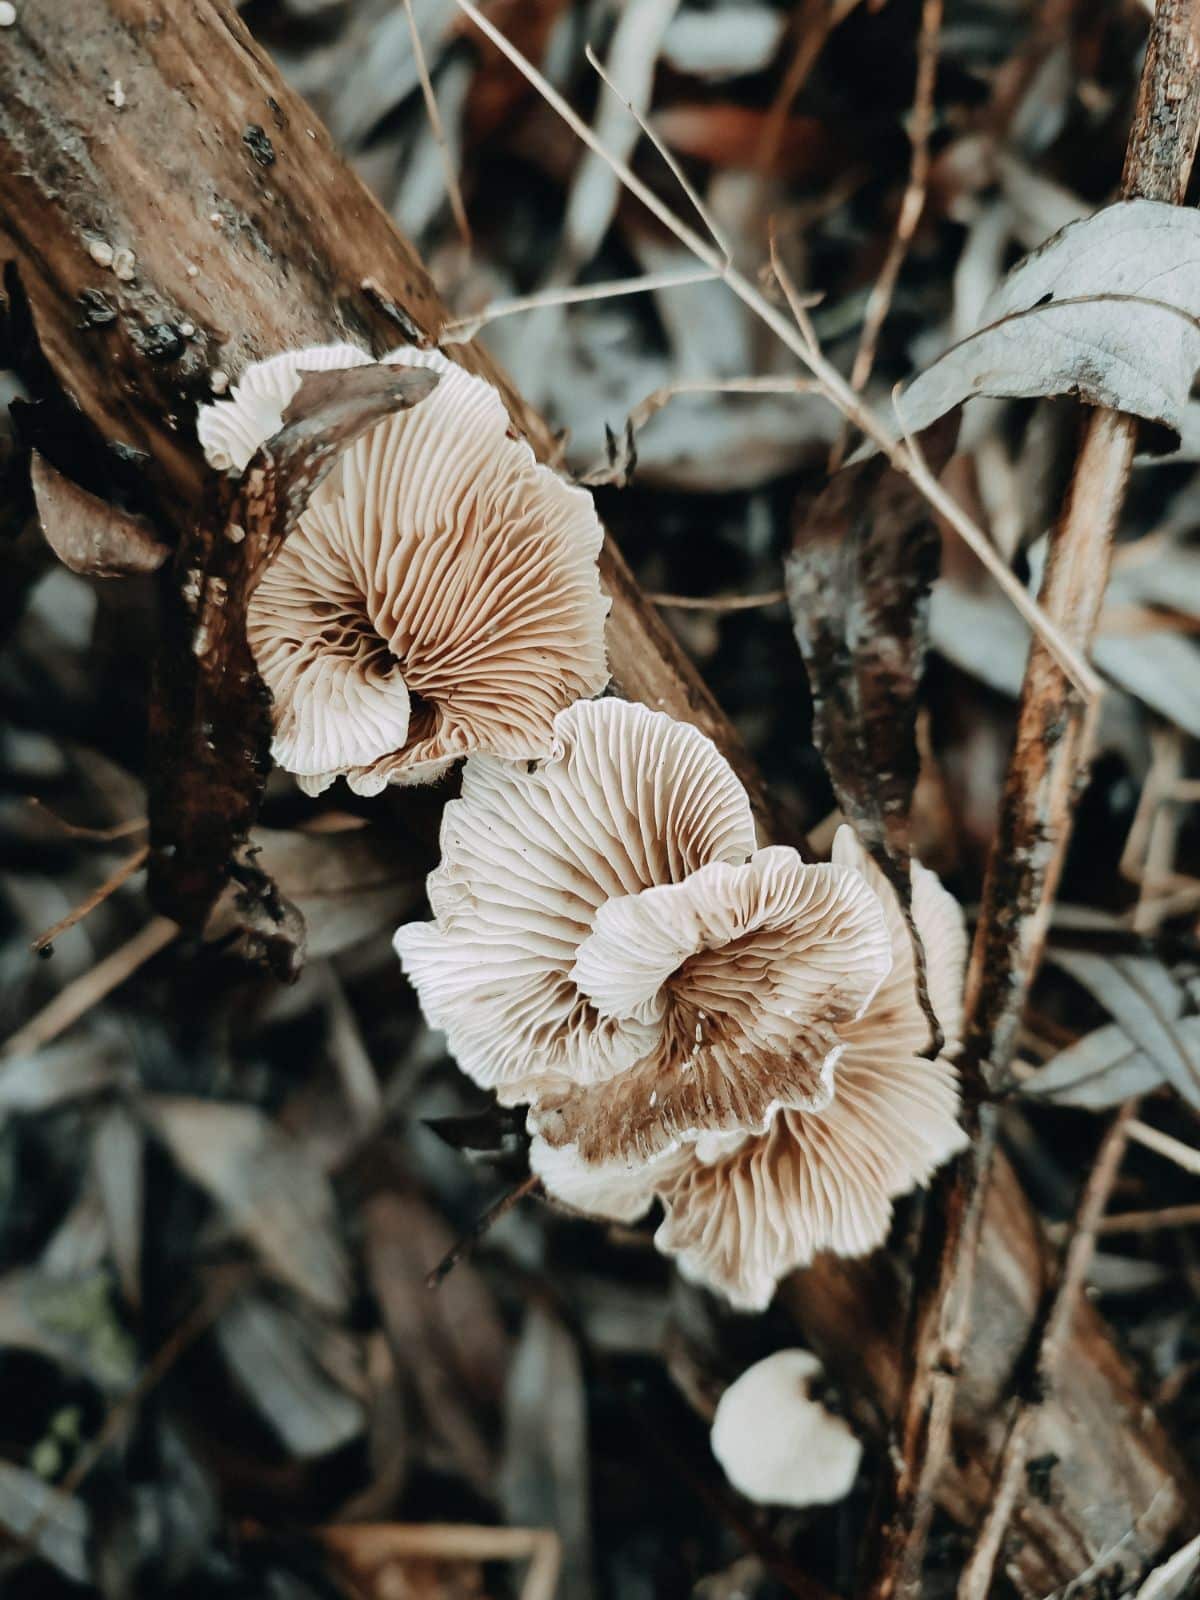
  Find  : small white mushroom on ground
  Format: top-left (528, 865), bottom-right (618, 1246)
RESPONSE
top-left (710, 1350), bottom-right (862, 1507)
top-left (197, 344), bottom-right (609, 794)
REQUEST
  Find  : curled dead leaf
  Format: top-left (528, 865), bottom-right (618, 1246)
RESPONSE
top-left (30, 451), bottom-right (168, 577)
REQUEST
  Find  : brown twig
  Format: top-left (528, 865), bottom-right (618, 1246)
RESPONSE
top-left (864, 8), bottom-right (1200, 1596)
top-left (956, 1103), bottom-right (1138, 1600)
top-left (425, 1173), bottom-right (542, 1289)
top-left (647, 589), bottom-right (787, 611)
top-left (831, 0), bottom-right (942, 471)
top-left (31, 843), bottom-right (149, 953)
top-left (25, 799), bottom-right (147, 842)
top-left (1, 917), bottom-right (178, 1059)
top-left (863, 1110), bottom-right (999, 1600)
top-left (1095, 1202), bottom-right (1200, 1236)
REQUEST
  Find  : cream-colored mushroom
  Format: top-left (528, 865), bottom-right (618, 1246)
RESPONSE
top-left (651, 825), bottom-right (967, 1310)
top-left (710, 1349), bottom-right (862, 1507)
top-left (395, 698), bottom-right (893, 1169)
top-left (197, 343), bottom-right (373, 474)
top-left (197, 344), bottom-right (610, 793)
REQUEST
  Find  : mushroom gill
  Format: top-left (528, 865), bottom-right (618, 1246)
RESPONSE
top-left (197, 344), bottom-right (610, 793)
top-left (649, 826), bottom-right (968, 1310)
top-left (395, 698), bottom-right (894, 1176)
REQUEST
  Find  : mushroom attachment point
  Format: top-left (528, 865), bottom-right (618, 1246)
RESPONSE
top-left (395, 701), bottom-right (958, 1270)
top-left (710, 1349), bottom-right (862, 1507)
top-left (197, 344), bottom-right (610, 793)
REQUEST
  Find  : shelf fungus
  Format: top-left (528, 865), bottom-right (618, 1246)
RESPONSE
top-left (197, 344), bottom-right (610, 793)
top-left (395, 698), bottom-right (967, 1310)
top-left (711, 1350), bottom-right (862, 1507)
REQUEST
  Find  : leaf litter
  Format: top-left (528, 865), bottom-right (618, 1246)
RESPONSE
top-left (5, 3), bottom-right (1200, 1598)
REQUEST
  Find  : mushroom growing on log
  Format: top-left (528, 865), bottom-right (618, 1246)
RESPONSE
top-left (0, 3), bottom-right (1192, 1591)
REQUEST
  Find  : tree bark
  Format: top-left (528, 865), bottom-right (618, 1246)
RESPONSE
top-left (0, 3), bottom-right (1193, 1591)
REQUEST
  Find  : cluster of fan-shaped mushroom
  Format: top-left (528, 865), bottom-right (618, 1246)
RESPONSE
top-left (201, 341), bottom-right (967, 1312)
top-left (199, 343), bottom-right (610, 793)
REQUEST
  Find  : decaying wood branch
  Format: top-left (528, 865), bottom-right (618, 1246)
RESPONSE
top-left (0, 3), bottom-right (1194, 1591)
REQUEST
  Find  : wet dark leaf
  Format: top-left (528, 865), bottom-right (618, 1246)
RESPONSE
top-left (786, 418), bottom-right (958, 1047)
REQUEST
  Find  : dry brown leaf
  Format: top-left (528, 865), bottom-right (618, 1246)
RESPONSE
top-left (30, 451), bottom-right (169, 578)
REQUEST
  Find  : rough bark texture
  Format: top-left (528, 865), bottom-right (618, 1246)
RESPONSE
top-left (0, 3), bottom-right (1194, 1591)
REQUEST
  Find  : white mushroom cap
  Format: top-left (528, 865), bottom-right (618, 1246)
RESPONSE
top-left (395, 697), bottom-right (760, 1104)
top-left (530, 844), bottom-right (893, 1166)
top-left (199, 344), bottom-right (610, 792)
top-left (396, 698), bottom-right (893, 1174)
top-left (710, 1349), bottom-right (862, 1508)
top-left (652, 825), bottom-right (967, 1310)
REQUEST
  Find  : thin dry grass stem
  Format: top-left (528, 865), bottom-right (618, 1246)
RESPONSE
top-left (25, 799), bottom-right (147, 842)
top-left (402, 0), bottom-right (472, 252)
top-left (894, 386), bottom-right (1102, 703)
top-left (31, 843), bottom-right (150, 954)
top-left (1128, 1119), bottom-right (1200, 1179)
top-left (766, 227), bottom-right (823, 356)
top-left (648, 588), bottom-right (787, 611)
top-left (831, 0), bottom-right (943, 472)
top-left (452, 0), bottom-right (1099, 698)
top-left (426, 1172), bottom-right (542, 1289)
top-left (595, 372), bottom-right (822, 476)
top-left (1, 917), bottom-right (178, 1059)
top-left (440, 266), bottom-right (719, 341)
top-left (583, 43), bottom-right (732, 261)
top-left (1121, 728), bottom-right (1185, 885)
top-left (956, 1102), bottom-right (1138, 1600)
top-left (1096, 1202), bottom-right (1200, 1236)
top-left (1126, 881), bottom-right (1200, 924)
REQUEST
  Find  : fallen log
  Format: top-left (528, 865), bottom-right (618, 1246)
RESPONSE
top-left (0, 3), bottom-right (1192, 1591)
